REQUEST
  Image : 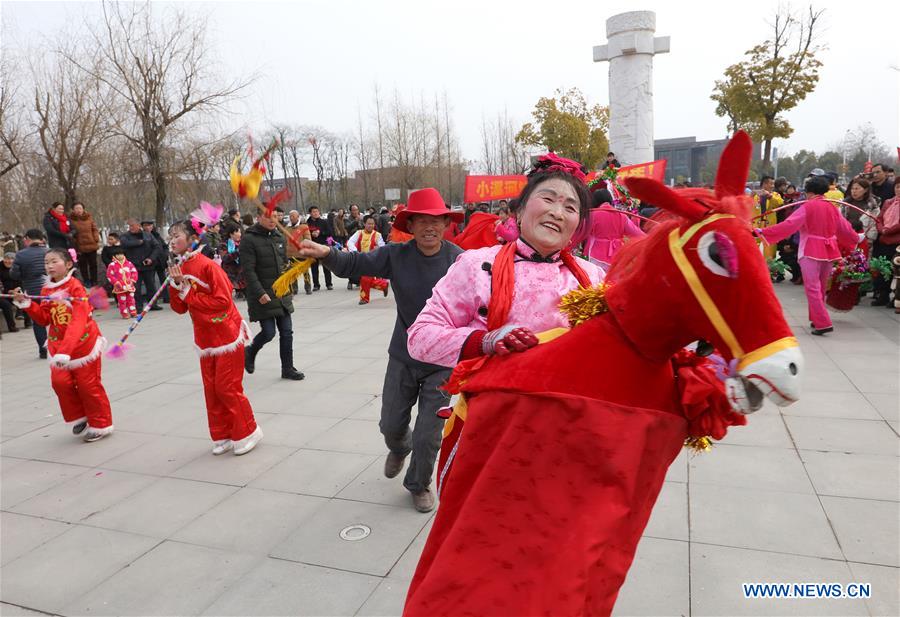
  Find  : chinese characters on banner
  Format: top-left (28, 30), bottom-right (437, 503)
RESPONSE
top-left (463, 175), bottom-right (528, 203)
top-left (612, 160), bottom-right (667, 182)
top-left (463, 161), bottom-right (666, 203)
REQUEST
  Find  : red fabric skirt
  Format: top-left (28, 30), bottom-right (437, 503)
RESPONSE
top-left (404, 389), bottom-right (686, 617)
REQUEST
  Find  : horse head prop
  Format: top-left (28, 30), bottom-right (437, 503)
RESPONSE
top-left (614, 130), bottom-right (803, 412)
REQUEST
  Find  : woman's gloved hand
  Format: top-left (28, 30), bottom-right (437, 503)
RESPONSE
top-left (481, 325), bottom-right (538, 356)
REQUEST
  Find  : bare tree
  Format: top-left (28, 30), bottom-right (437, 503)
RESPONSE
top-left (354, 107), bottom-right (375, 206)
top-left (32, 51), bottom-right (110, 207)
top-left (67, 1), bottom-right (250, 224)
top-left (0, 56), bottom-right (23, 180)
top-left (281, 128), bottom-right (306, 212)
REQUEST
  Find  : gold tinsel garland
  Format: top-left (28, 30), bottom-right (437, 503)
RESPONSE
top-left (558, 283), bottom-right (611, 327)
top-left (684, 436), bottom-right (713, 453)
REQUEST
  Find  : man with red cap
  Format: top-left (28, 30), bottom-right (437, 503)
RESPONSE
top-left (297, 188), bottom-right (463, 512)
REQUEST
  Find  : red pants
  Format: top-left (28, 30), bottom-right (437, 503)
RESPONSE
top-left (800, 257), bottom-right (833, 329)
top-left (360, 276), bottom-right (389, 304)
top-left (200, 347), bottom-right (257, 441)
top-left (51, 359), bottom-right (113, 429)
top-left (115, 293), bottom-right (136, 317)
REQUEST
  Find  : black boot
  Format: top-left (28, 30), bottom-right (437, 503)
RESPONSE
top-left (281, 367), bottom-right (305, 380)
top-left (244, 347), bottom-right (256, 374)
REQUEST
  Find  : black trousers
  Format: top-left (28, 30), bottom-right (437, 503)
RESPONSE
top-left (311, 260), bottom-right (332, 288)
top-left (136, 269), bottom-right (158, 310)
top-left (873, 241), bottom-right (898, 302)
top-left (0, 298), bottom-right (16, 330)
top-left (77, 251), bottom-right (98, 287)
top-left (248, 311), bottom-right (294, 370)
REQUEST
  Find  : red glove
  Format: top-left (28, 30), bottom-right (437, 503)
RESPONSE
top-left (482, 324), bottom-right (538, 356)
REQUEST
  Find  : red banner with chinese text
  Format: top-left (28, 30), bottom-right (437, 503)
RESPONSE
top-left (464, 175), bottom-right (528, 203)
top-left (613, 159), bottom-right (667, 182)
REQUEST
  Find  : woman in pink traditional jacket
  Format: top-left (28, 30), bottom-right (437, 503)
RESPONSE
top-left (872, 177), bottom-right (900, 307)
top-left (408, 154), bottom-right (604, 368)
top-left (758, 175), bottom-right (859, 335)
top-left (585, 204), bottom-right (645, 269)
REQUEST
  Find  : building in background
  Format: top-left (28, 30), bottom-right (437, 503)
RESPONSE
top-left (655, 136), bottom-right (761, 185)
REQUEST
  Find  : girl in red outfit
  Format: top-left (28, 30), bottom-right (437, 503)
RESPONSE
top-left (12, 249), bottom-right (113, 442)
top-left (166, 221), bottom-right (262, 456)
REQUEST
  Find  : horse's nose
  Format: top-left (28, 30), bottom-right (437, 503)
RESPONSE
top-left (739, 345), bottom-right (804, 407)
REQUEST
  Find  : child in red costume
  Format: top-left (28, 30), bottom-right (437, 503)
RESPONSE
top-left (12, 249), bottom-right (113, 442)
top-left (166, 221), bottom-right (262, 456)
top-left (106, 246), bottom-right (138, 318)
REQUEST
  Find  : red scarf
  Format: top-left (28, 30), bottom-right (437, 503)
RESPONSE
top-left (50, 209), bottom-right (70, 233)
top-left (447, 242), bottom-right (593, 393)
top-left (487, 241), bottom-right (592, 329)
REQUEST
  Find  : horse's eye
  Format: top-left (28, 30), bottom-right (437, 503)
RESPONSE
top-left (697, 231), bottom-right (738, 278)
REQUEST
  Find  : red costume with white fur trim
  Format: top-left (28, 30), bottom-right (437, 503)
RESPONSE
top-left (19, 269), bottom-right (112, 430)
top-left (169, 250), bottom-right (257, 442)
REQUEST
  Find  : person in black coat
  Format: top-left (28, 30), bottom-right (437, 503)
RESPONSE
top-left (142, 221), bottom-right (170, 304)
top-left (43, 202), bottom-right (74, 250)
top-left (305, 205), bottom-right (333, 290)
top-left (120, 219), bottom-right (163, 311)
top-left (240, 208), bottom-right (303, 380)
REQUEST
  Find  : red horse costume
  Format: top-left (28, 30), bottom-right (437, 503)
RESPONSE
top-left (19, 270), bottom-right (112, 430)
top-left (404, 132), bottom-right (804, 617)
top-left (169, 250), bottom-right (257, 443)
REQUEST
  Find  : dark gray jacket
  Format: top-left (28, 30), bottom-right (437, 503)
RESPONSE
top-left (120, 230), bottom-right (161, 271)
top-left (10, 244), bottom-right (49, 295)
top-left (323, 239), bottom-right (462, 370)
top-left (240, 224), bottom-right (294, 321)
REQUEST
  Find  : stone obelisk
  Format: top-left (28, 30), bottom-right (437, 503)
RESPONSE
top-left (593, 11), bottom-right (669, 166)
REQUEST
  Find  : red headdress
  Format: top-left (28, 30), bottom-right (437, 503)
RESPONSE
top-left (527, 152), bottom-right (587, 184)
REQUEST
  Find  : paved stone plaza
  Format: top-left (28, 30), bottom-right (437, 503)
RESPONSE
top-left (1, 278), bottom-right (897, 616)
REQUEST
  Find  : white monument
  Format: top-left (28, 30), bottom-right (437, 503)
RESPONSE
top-left (593, 11), bottom-right (669, 166)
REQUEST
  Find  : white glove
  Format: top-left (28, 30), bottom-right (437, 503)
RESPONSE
top-left (49, 354), bottom-right (71, 369)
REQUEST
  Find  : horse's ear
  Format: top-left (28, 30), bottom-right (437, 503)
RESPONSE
top-left (715, 130), bottom-right (752, 199)
top-left (623, 177), bottom-right (708, 222)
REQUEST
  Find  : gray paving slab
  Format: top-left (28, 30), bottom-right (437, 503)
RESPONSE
top-left (270, 499), bottom-right (430, 576)
top-left (0, 512), bottom-right (71, 566)
top-left (0, 525), bottom-right (159, 613)
top-left (171, 487), bottom-right (327, 554)
top-left (1, 282), bottom-right (896, 616)
top-left (249, 448), bottom-right (376, 497)
top-left (613, 537), bottom-right (690, 616)
top-left (82, 476), bottom-right (238, 538)
top-left (10, 468), bottom-right (156, 523)
top-left (690, 484), bottom-right (843, 559)
top-left (61, 540), bottom-right (261, 616)
top-left (202, 558), bottom-right (382, 616)
top-left (690, 543), bottom-right (868, 616)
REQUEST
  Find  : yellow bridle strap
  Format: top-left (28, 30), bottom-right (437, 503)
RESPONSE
top-left (676, 213), bottom-right (736, 248)
top-left (668, 227), bottom-right (745, 359)
top-left (737, 337), bottom-right (799, 371)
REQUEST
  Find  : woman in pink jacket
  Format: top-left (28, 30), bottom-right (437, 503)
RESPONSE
top-left (407, 154), bottom-right (604, 368)
top-left (758, 175), bottom-right (859, 335)
top-left (872, 177), bottom-right (900, 307)
top-left (584, 202), bottom-right (645, 269)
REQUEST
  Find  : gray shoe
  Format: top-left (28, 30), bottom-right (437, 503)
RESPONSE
top-left (384, 451), bottom-right (408, 479)
top-left (411, 489), bottom-right (435, 513)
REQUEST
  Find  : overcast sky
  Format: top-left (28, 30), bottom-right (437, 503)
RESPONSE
top-left (3, 0), bottom-right (898, 168)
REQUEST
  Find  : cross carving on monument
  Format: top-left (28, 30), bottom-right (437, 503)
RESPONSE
top-left (593, 11), bottom-right (669, 167)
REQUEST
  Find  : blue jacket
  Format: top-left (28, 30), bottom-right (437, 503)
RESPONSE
top-left (10, 244), bottom-right (49, 295)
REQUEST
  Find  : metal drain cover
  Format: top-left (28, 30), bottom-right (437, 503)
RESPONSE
top-left (340, 524), bottom-right (371, 541)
